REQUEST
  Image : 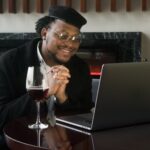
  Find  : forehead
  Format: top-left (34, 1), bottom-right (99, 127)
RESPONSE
top-left (50, 19), bottom-right (80, 34)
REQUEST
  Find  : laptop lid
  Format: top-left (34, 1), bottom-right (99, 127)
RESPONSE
top-left (92, 62), bottom-right (150, 130)
top-left (57, 62), bottom-right (150, 131)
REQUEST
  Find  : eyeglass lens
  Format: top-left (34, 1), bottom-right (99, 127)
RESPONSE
top-left (55, 32), bottom-right (81, 42)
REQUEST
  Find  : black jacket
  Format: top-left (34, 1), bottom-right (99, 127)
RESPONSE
top-left (0, 38), bottom-right (94, 132)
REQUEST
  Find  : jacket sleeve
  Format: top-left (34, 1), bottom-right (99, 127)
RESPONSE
top-left (0, 65), bottom-right (36, 133)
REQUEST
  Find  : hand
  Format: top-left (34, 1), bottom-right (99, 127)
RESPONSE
top-left (46, 65), bottom-right (71, 103)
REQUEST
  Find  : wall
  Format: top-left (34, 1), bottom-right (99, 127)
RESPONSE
top-left (0, 0), bottom-right (150, 60)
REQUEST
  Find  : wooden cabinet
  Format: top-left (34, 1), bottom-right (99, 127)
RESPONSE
top-left (0, 0), bottom-right (147, 13)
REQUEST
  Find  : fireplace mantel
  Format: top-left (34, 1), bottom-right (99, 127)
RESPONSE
top-left (0, 32), bottom-right (141, 77)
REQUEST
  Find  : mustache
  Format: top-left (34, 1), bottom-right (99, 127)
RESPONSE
top-left (59, 45), bottom-right (77, 52)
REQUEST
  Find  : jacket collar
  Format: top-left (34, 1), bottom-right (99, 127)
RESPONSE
top-left (23, 38), bottom-right (41, 67)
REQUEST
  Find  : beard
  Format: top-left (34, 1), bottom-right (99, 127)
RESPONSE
top-left (47, 50), bottom-right (68, 65)
top-left (44, 39), bottom-right (76, 65)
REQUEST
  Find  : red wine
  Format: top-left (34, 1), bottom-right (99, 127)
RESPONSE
top-left (27, 87), bottom-right (49, 101)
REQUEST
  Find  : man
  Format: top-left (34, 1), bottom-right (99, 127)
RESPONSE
top-left (0, 5), bottom-right (94, 148)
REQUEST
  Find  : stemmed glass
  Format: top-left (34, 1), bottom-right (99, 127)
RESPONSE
top-left (26, 66), bottom-right (49, 129)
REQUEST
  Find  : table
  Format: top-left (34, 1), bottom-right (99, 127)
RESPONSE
top-left (4, 117), bottom-right (150, 150)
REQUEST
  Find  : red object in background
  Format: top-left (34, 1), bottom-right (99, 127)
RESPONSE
top-left (90, 65), bottom-right (102, 76)
top-left (90, 72), bottom-right (102, 76)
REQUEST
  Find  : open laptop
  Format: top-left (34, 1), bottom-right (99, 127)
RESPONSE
top-left (56, 62), bottom-right (150, 131)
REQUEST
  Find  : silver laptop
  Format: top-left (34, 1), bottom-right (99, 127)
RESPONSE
top-left (56, 62), bottom-right (150, 131)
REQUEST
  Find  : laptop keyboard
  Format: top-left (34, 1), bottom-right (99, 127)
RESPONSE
top-left (65, 113), bottom-right (92, 127)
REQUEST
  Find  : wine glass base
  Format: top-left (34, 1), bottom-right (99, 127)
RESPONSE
top-left (28, 123), bottom-right (48, 129)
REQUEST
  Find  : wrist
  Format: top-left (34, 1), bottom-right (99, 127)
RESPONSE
top-left (55, 94), bottom-right (68, 104)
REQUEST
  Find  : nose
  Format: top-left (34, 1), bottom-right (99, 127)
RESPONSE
top-left (64, 40), bottom-right (75, 48)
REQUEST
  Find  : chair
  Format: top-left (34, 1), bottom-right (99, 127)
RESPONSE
top-left (92, 78), bottom-right (99, 103)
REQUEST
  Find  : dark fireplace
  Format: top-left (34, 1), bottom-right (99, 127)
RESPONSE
top-left (0, 32), bottom-right (141, 77)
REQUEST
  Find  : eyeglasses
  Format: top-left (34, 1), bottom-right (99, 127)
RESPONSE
top-left (54, 31), bottom-right (82, 43)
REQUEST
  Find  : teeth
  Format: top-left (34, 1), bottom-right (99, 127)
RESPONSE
top-left (63, 49), bottom-right (71, 53)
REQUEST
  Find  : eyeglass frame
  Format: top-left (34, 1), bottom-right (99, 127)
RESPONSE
top-left (53, 31), bottom-right (82, 43)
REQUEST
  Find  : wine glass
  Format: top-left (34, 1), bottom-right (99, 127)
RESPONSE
top-left (26, 66), bottom-right (49, 129)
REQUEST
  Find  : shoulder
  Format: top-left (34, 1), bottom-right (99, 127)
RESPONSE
top-left (0, 47), bottom-right (19, 65)
top-left (0, 38), bottom-right (40, 67)
top-left (0, 43), bottom-right (26, 65)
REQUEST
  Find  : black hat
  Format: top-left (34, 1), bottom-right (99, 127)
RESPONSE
top-left (48, 5), bottom-right (87, 29)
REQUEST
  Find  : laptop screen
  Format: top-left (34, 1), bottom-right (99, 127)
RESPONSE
top-left (93, 62), bottom-right (150, 129)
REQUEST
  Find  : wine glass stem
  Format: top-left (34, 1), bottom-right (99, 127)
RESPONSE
top-left (37, 129), bottom-right (41, 147)
top-left (36, 101), bottom-right (41, 125)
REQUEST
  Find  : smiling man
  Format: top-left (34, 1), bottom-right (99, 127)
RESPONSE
top-left (0, 5), bottom-right (94, 148)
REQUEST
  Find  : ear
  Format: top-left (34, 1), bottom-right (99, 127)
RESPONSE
top-left (41, 27), bottom-right (47, 39)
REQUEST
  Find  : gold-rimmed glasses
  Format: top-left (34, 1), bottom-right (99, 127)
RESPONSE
top-left (54, 31), bottom-right (82, 43)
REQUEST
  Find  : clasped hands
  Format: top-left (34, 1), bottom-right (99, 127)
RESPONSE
top-left (45, 65), bottom-right (71, 103)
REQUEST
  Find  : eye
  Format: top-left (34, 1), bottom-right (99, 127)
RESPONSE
top-left (72, 36), bottom-right (78, 41)
top-left (72, 34), bottom-right (82, 42)
top-left (59, 33), bottom-right (69, 40)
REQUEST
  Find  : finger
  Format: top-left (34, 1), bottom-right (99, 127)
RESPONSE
top-left (57, 65), bottom-right (70, 72)
top-left (56, 78), bottom-right (69, 85)
top-left (47, 84), bottom-right (60, 96)
top-left (50, 70), bottom-right (70, 81)
top-left (54, 73), bottom-right (71, 80)
top-left (51, 65), bottom-right (70, 74)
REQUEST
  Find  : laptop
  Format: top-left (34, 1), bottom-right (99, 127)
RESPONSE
top-left (56, 62), bottom-right (150, 131)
